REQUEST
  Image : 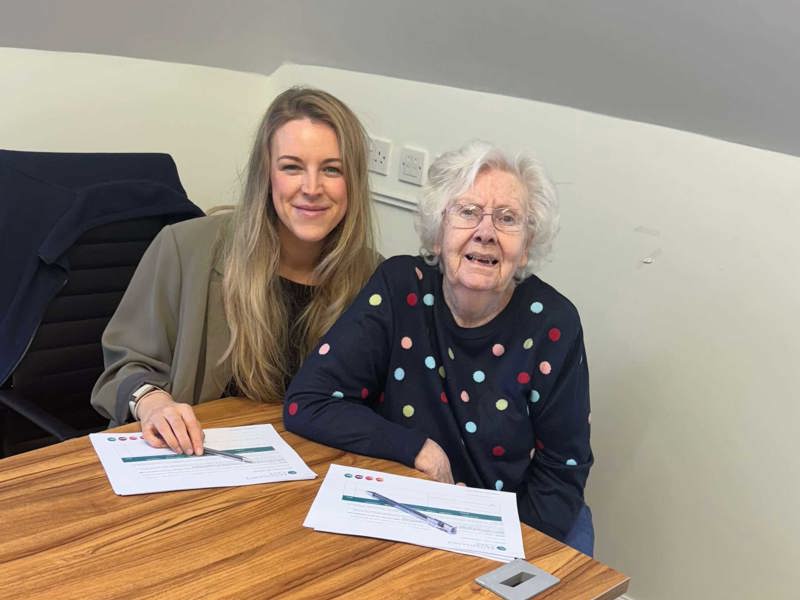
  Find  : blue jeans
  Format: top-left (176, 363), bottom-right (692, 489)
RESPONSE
top-left (563, 504), bottom-right (594, 557)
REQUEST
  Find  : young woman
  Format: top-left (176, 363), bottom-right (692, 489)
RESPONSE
top-left (91, 87), bottom-right (379, 456)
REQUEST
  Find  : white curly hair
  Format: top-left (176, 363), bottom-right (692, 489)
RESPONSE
top-left (415, 140), bottom-right (559, 278)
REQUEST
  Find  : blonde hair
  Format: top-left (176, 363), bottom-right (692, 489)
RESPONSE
top-left (221, 87), bottom-right (378, 402)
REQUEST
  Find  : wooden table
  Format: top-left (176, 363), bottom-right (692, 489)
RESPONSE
top-left (0, 399), bottom-right (628, 599)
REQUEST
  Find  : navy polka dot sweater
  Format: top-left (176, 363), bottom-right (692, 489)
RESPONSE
top-left (285, 256), bottom-right (593, 540)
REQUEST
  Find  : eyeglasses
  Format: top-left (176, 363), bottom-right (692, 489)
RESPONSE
top-left (445, 203), bottom-right (526, 232)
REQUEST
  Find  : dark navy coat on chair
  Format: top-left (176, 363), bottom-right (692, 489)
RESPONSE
top-left (0, 150), bottom-right (204, 455)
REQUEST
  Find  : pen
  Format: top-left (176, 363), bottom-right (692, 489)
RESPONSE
top-left (367, 490), bottom-right (457, 534)
top-left (201, 446), bottom-right (253, 463)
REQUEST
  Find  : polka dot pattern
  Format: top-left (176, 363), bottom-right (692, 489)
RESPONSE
top-left (298, 259), bottom-right (588, 530)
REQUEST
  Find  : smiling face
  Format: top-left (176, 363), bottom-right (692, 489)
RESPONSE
top-left (435, 168), bottom-right (529, 309)
top-left (270, 118), bottom-right (348, 254)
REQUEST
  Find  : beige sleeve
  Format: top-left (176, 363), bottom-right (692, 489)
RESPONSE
top-left (90, 225), bottom-right (181, 426)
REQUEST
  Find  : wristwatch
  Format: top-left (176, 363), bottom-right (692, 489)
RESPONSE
top-left (129, 383), bottom-right (162, 420)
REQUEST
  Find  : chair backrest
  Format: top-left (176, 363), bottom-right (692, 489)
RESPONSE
top-left (6, 215), bottom-right (172, 447)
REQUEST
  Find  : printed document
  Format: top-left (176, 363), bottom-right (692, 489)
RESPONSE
top-left (90, 424), bottom-right (316, 495)
top-left (305, 464), bottom-right (524, 562)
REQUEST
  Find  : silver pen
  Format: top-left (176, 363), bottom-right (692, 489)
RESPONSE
top-left (201, 446), bottom-right (253, 463)
top-left (367, 490), bottom-right (457, 534)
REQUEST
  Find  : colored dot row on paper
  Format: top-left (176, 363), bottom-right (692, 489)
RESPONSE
top-left (344, 473), bottom-right (385, 481)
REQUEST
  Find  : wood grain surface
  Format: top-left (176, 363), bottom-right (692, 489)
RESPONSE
top-left (0, 398), bottom-right (628, 599)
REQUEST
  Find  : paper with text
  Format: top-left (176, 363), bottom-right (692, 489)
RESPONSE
top-left (304, 464), bottom-right (524, 562)
top-left (90, 424), bottom-right (316, 495)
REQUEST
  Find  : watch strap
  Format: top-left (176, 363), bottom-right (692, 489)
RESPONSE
top-left (129, 383), bottom-right (162, 420)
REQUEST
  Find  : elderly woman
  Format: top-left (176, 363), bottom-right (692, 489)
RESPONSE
top-left (284, 140), bottom-right (593, 554)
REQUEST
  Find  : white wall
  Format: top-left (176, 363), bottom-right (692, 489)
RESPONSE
top-left (4, 49), bottom-right (799, 599)
top-left (0, 47), bottom-right (275, 209)
top-left (272, 64), bottom-right (800, 600)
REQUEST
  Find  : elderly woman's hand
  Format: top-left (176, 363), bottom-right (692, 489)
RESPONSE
top-left (137, 390), bottom-right (205, 456)
top-left (414, 438), bottom-right (454, 484)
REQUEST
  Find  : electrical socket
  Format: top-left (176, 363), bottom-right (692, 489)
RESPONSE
top-left (398, 147), bottom-right (427, 186)
top-left (368, 136), bottom-right (392, 176)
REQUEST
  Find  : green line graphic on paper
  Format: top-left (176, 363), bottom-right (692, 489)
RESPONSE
top-left (342, 495), bottom-right (502, 522)
top-left (121, 446), bottom-right (274, 463)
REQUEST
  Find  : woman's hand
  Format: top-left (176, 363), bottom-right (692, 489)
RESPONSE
top-left (137, 391), bottom-right (204, 456)
top-left (414, 438), bottom-right (454, 484)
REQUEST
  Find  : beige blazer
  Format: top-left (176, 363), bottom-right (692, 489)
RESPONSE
top-left (91, 214), bottom-right (233, 426)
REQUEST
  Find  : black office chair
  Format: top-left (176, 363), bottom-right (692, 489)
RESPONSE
top-left (0, 150), bottom-right (203, 456)
top-left (0, 217), bottom-right (176, 454)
